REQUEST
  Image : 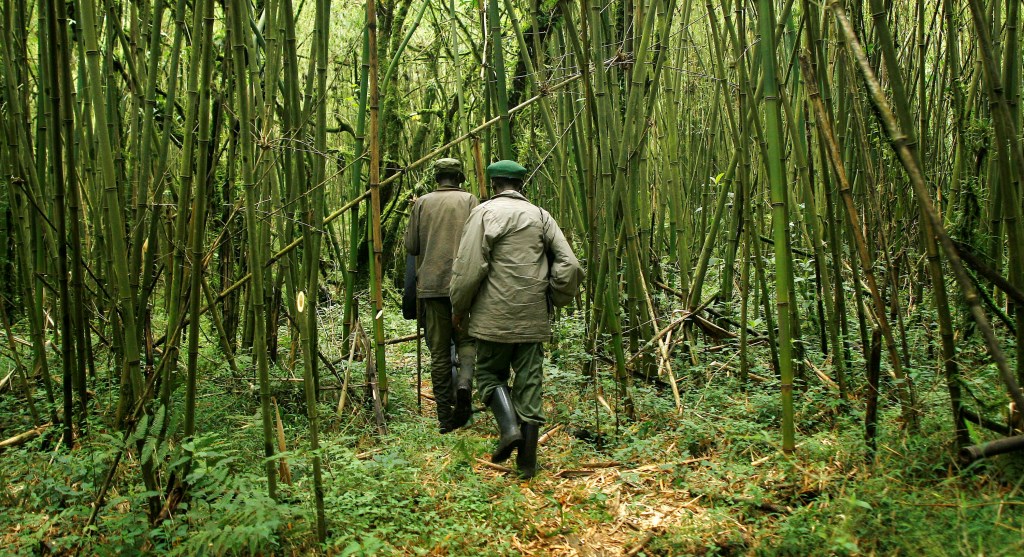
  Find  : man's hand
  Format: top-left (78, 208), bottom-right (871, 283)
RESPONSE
top-left (452, 313), bottom-right (465, 332)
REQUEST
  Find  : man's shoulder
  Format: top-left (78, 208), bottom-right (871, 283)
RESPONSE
top-left (433, 185), bottom-right (475, 195)
top-left (486, 192), bottom-right (536, 207)
top-left (425, 188), bottom-right (477, 202)
top-left (475, 196), bottom-right (549, 233)
top-left (419, 189), bottom-right (474, 206)
top-left (490, 193), bottom-right (547, 217)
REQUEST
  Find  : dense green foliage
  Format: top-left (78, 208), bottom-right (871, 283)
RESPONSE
top-left (2, 0), bottom-right (1024, 553)
top-left (2, 312), bottom-right (1024, 554)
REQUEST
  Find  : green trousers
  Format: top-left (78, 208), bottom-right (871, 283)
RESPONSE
top-left (474, 339), bottom-right (545, 425)
top-left (422, 298), bottom-right (475, 427)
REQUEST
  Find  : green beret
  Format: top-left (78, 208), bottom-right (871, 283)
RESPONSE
top-left (486, 160), bottom-right (528, 180)
top-left (434, 157), bottom-right (464, 175)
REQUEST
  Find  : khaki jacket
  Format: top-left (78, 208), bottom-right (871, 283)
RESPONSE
top-left (450, 191), bottom-right (583, 343)
top-left (404, 185), bottom-right (479, 298)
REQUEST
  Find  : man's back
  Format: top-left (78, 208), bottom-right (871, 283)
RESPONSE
top-left (450, 190), bottom-right (581, 344)
top-left (405, 186), bottom-right (478, 298)
top-left (449, 159), bottom-right (584, 477)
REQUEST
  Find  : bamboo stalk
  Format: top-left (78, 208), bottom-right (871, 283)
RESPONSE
top-left (43, 0), bottom-right (75, 446)
top-left (829, 0), bottom-right (1024, 417)
top-left (800, 53), bottom-right (916, 430)
top-left (227, 0), bottom-right (278, 499)
top-left (757, 0), bottom-right (797, 453)
top-left (487, 0), bottom-right (513, 158)
top-left (367, 0), bottom-right (388, 406)
top-left (184, 0), bottom-right (217, 442)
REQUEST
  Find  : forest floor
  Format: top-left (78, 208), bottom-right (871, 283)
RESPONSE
top-left (2, 308), bottom-right (1024, 555)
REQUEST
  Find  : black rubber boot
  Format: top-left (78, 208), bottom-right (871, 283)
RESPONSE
top-left (438, 409), bottom-right (456, 434)
top-left (451, 357), bottom-right (473, 430)
top-left (488, 386), bottom-right (522, 463)
top-left (517, 422), bottom-right (539, 479)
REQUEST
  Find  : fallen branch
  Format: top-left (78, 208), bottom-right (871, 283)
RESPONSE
top-left (731, 495), bottom-right (789, 514)
top-left (693, 313), bottom-right (736, 339)
top-left (759, 234), bottom-right (814, 257)
top-left (154, 485), bottom-right (185, 525)
top-left (577, 461), bottom-right (622, 469)
top-left (367, 354), bottom-right (387, 436)
top-left (0, 423), bottom-right (50, 451)
top-left (384, 332), bottom-right (421, 345)
top-left (624, 528), bottom-right (661, 557)
top-left (952, 240), bottom-right (1024, 307)
top-left (962, 408), bottom-right (1013, 436)
top-left (653, 281), bottom-right (767, 340)
top-left (538, 424), bottom-right (562, 444)
top-left (337, 321), bottom-right (361, 415)
top-left (356, 447), bottom-right (385, 460)
top-left (658, 328), bottom-right (683, 412)
top-left (554, 469), bottom-right (597, 478)
top-left (703, 305), bottom-right (766, 338)
top-left (805, 359), bottom-right (839, 391)
top-left (960, 434), bottom-right (1024, 463)
top-left (554, 461), bottom-right (623, 478)
top-left (624, 313), bottom-right (691, 366)
top-left (475, 458), bottom-right (513, 473)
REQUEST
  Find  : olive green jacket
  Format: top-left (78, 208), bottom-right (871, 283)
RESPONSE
top-left (450, 190), bottom-right (583, 343)
top-left (404, 185), bottom-right (479, 298)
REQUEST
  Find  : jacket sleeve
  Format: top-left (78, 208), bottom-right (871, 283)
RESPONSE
top-left (449, 208), bottom-right (490, 315)
top-left (404, 200), bottom-right (420, 256)
top-left (543, 213), bottom-right (583, 308)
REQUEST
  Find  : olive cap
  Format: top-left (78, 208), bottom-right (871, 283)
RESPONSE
top-left (486, 160), bottom-right (528, 180)
top-left (433, 157), bottom-right (464, 175)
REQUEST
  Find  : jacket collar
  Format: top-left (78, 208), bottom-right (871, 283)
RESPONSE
top-left (435, 184), bottom-right (465, 192)
top-left (491, 190), bottom-right (528, 202)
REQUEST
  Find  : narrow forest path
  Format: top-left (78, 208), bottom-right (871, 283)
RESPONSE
top-left (405, 353), bottom-right (697, 556)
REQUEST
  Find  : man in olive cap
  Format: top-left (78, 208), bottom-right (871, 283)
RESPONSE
top-left (450, 160), bottom-right (583, 478)
top-left (405, 157), bottom-right (479, 433)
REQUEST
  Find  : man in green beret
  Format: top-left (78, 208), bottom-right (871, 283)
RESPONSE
top-left (450, 160), bottom-right (583, 478)
top-left (405, 158), bottom-right (479, 433)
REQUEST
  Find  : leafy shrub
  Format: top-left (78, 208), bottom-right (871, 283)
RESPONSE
top-left (165, 434), bottom-right (290, 556)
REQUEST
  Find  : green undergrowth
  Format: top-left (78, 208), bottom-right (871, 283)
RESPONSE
top-left (2, 310), bottom-right (1023, 556)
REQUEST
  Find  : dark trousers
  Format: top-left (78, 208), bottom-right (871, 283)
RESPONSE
top-left (474, 339), bottom-right (545, 425)
top-left (422, 298), bottom-right (475, 427)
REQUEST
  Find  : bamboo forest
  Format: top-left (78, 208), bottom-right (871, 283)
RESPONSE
top-left (2, 0), bottom-right (1024, 554)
